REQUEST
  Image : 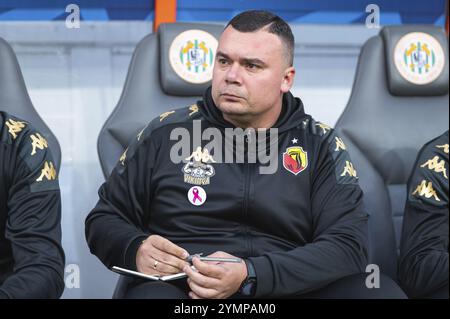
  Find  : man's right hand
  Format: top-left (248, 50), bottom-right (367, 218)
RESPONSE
top-left (136, 235), bottom-right (190, 275)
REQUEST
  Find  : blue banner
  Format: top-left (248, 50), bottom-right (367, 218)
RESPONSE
top-left (0, 0), bottom-right (446, 25)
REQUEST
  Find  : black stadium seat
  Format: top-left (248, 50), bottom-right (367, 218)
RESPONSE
top-left (335, 25), bottom-right (449, 281)
top-left (97, 22), bottom-right (223, 178)
top-left (96, 22), bottom-right (223, 298)
top-left (0, 37), bottom-right (61, 171)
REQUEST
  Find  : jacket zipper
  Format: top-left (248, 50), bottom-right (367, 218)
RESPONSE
top-left (242, 132), bottom-right (252, 257)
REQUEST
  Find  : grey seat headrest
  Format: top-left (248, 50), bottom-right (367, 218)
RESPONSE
top-left (381, 26), bottom-right (449, 96)
top-left (159, 22), bottom-right (224, 96)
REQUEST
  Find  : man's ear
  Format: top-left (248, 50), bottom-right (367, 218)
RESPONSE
top-left (281, 66), bottom-right (295, 93)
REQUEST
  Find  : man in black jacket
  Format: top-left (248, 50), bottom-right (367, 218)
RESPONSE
top-left (0, 111), bottom-right (65, 299)
top-left (86, 10), bottom-right (387, 299)
top-left (399, 131), bottom-right (448, 299)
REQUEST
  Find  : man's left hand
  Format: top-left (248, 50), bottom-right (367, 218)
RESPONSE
top-left (183, 251), bottom-right (247, 299)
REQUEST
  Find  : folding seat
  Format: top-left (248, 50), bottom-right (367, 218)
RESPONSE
top-left (97, 23), bottom-right (223, 178)
top-left (96, 22), bottom-right (223, 297)
top-left (334, 26), bottom-right (448, 282)
top-left (0, 37), bottom-right (61, 169)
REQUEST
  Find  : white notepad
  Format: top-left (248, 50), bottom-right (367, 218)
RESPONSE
top-left (111, 266), bottom-right (188, 281)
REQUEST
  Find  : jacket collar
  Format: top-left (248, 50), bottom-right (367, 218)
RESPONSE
top-left (198, 86), bottom-right (307, 133)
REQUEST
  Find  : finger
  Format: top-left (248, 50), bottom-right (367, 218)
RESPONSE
top-left (148, 246), bottom-right (190, 270)
top-left (140, 263), bottom-right (172, 276)
top-left (140, 256), bottom-right (179, 275)
top-left (149, 257), bottom-right (180, 274)
top-left (188, 278), bottom-right (218, 299)
top-left (207, 251), bottom-right (233, 258)
top-left (150, 235), bottom-right (189, 260)
top-left (192, 257), bottom-right (225, 279)
top-left (184, 264), bottom-right (220, 289)
top-left (189, 291), bottom-right (201, 299)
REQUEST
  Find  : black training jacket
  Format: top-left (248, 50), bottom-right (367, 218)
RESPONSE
top-left (86, 88), bottom-right (368, 297)
top-left (399, 130), bottom-right (449, 298)
top-left (0, 111), bottom-right (65, 299)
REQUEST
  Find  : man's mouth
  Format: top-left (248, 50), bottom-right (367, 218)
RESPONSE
top-left (221, 93), bottom-right (243, 101)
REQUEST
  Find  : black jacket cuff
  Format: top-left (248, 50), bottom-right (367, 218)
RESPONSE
top-left (124, 235), bottom-right (149, 271)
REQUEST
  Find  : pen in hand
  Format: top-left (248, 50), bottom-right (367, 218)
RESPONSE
top-left (186, 253), bottom-right (242, 263)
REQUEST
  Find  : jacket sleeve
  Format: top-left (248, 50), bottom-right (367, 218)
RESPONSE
top-left (85, 125), bottom-right (158, 271)
top-left (398, 141), bottom-right (449, 298)
top-left (0, 128), bottom-right (65, 299)
top-left (249, 130), bottom-right (368, 297)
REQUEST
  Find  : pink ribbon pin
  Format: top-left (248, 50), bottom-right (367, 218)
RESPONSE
top-left (192, 188), bottom-right (202, 203)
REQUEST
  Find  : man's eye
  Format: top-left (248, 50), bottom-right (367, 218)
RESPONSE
top-left (246, 63), bottom-right (259, 70)
top-left (218, 58), bottom-right (229, 65)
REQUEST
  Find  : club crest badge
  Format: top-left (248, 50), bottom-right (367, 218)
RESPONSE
top-left (283, 146), bottom-right (308, 175)
top-left (183, 146), bottom-right (216, 185)
top-left (169, 30), bottom-right (218, 84)
top-left (394, 32), bottom-right (445, 85)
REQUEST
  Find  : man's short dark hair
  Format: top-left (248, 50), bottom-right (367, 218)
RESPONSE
top-left (226, 10), bottom-right (295, 66)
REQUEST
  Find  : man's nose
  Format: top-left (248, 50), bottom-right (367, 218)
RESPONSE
top-left (225, 63), bottom-right (242, 84)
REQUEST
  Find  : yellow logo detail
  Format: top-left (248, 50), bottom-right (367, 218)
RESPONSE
top-left (185, 146), bottom-right (216, 164)
top-left (412, 180), bottom-right (440, 201)
top-left (30, 133), bottom-right (48, 155)
top-left (341, 161), bottom-right (358, 178)
top-left (119, 148), bottom-right (128, 166)
top-left (436, 144), bottom-right (449, 154)
top-left (181, 41), bottom-right (194, 54)
top-left (334, 137), bottom-right (347, 152)
top-left (36, 161), bottom-right (57, 182)
top-left (316, 122), bottom-right (331, 135)
top-left (137, 128), bottom-right (145, 141)
top-left (189, 104), bottom-right (199, 116)
top-left (5, 119), bottom-right (27, 139)
top-left (160, 111), bottom-right (175, 122)
top-left (420, 156), bottom-right (448, 179)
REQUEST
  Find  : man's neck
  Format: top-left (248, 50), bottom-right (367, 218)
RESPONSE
top-left (223, 100), bottom-right (283, 129)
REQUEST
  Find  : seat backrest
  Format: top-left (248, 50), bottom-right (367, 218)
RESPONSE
top-left (0, 37), bottom-right (61, 170)
top-left (97, 22), bottom-right (224, 298)
top-left (97, 22), bottom-right (223, 178)
top-left (335, 26), bottom-right (449, 280)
